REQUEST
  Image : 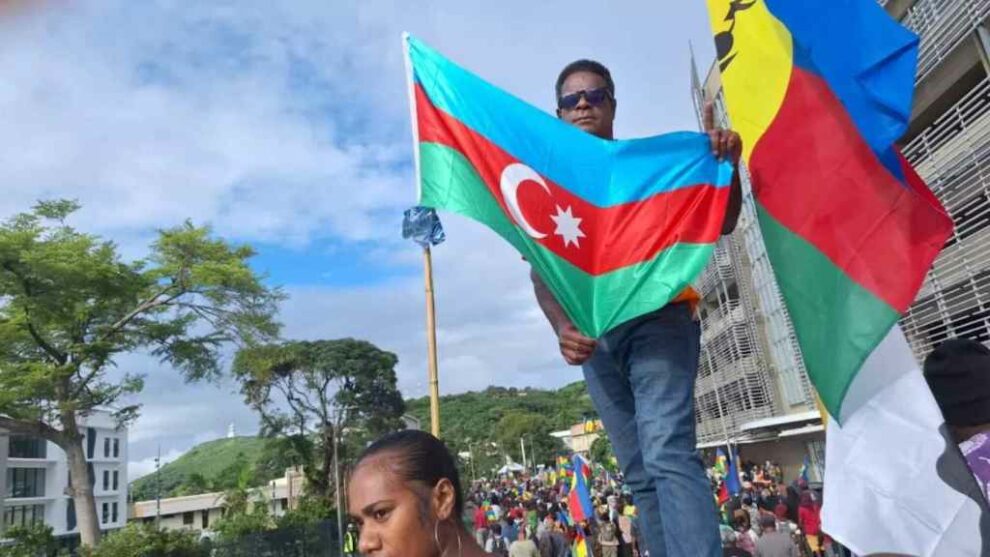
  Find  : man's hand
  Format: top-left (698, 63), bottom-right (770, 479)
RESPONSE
top-left (703, 101), bottom-right (742, 165)
top-left (557, 322), bottom-right (597, 366)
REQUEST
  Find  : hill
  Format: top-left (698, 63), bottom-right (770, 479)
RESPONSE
top-left (130, 382), bottom-right (598, 500)
top-left (129, 436), bottom-right (272, 501)
top-left (405, 381), bottom-right (598, 470)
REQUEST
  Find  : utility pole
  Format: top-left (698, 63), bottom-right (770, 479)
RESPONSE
top-left (520, 437), bottom-right (528, 470)
top-left (154, 445), bottom-right (161, 531)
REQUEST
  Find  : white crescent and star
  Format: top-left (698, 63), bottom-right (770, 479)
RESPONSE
top-left (499, 162), bottom-right (586, 248)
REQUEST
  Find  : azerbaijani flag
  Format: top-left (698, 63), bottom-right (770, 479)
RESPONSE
top-left (705, 0), bottom-right (987, 554)
top-left (567, 454), bottom-right (595, 524)
top-left (403, 34), bottom-right (734, 337)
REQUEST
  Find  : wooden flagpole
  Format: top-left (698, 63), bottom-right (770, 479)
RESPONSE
top-left (423, 246), bottom-right (441, 437)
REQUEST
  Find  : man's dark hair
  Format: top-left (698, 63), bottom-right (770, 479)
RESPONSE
top-left (491, 523), bottom-right (502, 535)
top-left (555, 59), bottom-right (615, 100)
top-left (354, 429), bottom-right (464, 518)
top-left (759, 514), bottom-right (777, 530)
top-left (924, 338), bottom-right (990, 427)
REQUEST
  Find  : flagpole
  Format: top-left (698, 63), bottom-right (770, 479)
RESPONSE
top-left (423, 245), bottom-right (441, 437)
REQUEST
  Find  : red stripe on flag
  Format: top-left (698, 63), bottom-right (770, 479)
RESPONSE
top-left (415, 84), bottom-right (729, 276)
top-left (750, 68), bottom-right (952, 312)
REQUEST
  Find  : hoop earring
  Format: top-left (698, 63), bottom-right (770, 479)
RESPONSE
top-left (433, 519), bottom-right (463, 557)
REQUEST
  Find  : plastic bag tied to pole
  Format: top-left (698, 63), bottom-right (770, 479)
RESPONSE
top-left (402, 206), bottom-right (446, 248)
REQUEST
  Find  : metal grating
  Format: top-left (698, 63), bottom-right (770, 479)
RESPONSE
top-left (900, 0), bottom-right (990, 83)
top-left (901, 77), bottom-right (990, 357)
top-left (694, 236), bottom-right (777, 446)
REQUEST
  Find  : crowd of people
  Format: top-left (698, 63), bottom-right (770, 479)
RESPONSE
top-left (708, 459), bottom-right (849, 557)
top-left (459, 456), bottom-right (848, 557)
top-left (465, 469), bottom-right (641, 557)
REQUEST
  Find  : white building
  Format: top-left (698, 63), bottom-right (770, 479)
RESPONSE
top-left (0, 410), bottom-right (128, 542)
top-left (129, 468), bottom-right (305, 536)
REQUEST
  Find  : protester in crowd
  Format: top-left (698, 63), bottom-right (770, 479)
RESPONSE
top-left (617, 500), bottom-right (638, 557)
top-left (741, 495), bottom-right (762, 536)
top-left (475, 501), bottom-right (490, 547)
top-left (597, 510), bottom-right (620, 557)
top-left (923, 337), bottom-right (990, 500)
top-left (509, 528), bottom-right (540, 557)
top-left (773, 504), bottom-right (799, 537)
top-left (753, 515), bottom-right (799, 557)
top-left (798, 491), bottom-right (823, 557)
top-left (732, 509), bottom-right (758, 555)
top-left (487, 523), bottom-right (510, 556)
top-left (530, 59), bottom-right (742, 557)
top-left (721, 528), bottom-right (752, 557)
top-left (346, 430), bottom-right (489, 557)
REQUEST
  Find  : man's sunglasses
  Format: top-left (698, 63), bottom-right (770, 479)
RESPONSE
top-left (557, 87), bottom-right (612, 110)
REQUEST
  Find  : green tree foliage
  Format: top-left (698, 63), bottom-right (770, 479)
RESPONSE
top-left (406, 382), bottom-right (597, 478)
top-left (232, 339), bottom-right (405, 505)
top-left (0, 524), bottom-right (64, 557)
top-left (82, 524), bottom-right (205, 557)
top-left (590, 434), bottom-right (618, 473)
top-left (494, 412), bottom-right (564, 467)
top-left (0, 201), bottom-right (281, 547)
top-left (212, 506), bottom-right (273, 541)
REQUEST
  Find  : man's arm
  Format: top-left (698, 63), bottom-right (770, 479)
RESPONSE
top-left (703, 101), bottom-right (743, 235)
top-left (722, 168), bottom-right (742, 235)
top-left (530, 268), bottom-right (596, 365)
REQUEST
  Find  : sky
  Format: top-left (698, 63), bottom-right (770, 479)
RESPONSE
top-left (0, 0), bottom-right (718, 481)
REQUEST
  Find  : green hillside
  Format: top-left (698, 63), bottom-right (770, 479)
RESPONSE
top-left (129, 436), bottom-right (272, 501)
top-left (130, 382), bottom-right (598, 500)
top-left (405, 381), bottom-right (598, 471)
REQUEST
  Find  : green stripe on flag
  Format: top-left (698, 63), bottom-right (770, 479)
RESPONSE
top-left (420, 141), bottom-right (713, 337)
top-left (756, 203), bottom-right (900, 417)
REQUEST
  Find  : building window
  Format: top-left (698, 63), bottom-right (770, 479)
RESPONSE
top-left (183, 511), bottom-right (194, 525)
top-left (111, 503), bottom-right (118, 523)
top-left (2, 504), bottom-right (44, 528)
top-left (67, 499), bottom-right (76, 531)
top-left (202, 510), bottom-right (209, 529)
top-left (103, 437), bottom-right (110, 458)
top-left (103, 470), bottom-right (110, 491)
top-left (112, 438), bottom-right (120, 458)
top-left (8, 436), bottom-right (47, 459)
top-left (102, 503), bottom-right (109, 524)
top-left (112, 471), bottom-right (119, 491)
top-left (86, 428), bottom-right (96, 459)
top-left (6, 468), bottom-right (46, 498)
top-left (281, 499), bottom-right (288, 511)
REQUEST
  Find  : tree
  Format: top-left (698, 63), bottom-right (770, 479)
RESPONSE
top-left (232, 339), bottom-right (405, 505)
top-left (83, 523), bottom-right (205, 557)
top-left (0, 201), bottom-right (281, 548)
top-left (590, 434), bottom-right (618, 473)
top-left (0, 524), bottom-right (63, 557)
top-left (494, 411), bottom-right (564, 468)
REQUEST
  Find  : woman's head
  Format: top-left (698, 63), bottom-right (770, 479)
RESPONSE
top-left (799, 490), bottom-right (813, 508)
top-left (348, 430), bottom-right (464, 557)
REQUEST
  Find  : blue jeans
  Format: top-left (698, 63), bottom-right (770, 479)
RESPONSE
top-left (582, 303), bottom-right (720, 557)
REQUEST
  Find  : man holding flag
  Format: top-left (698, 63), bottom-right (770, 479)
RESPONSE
top-left (531, 61), bottom-right (742, 557)
top-left (405, 32), bottom-right (740, 557)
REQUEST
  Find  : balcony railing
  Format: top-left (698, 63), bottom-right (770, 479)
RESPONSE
top-left (900, 77), bottom-right (990, 357)
top-left (900, 0), bottom-right (990, 83)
